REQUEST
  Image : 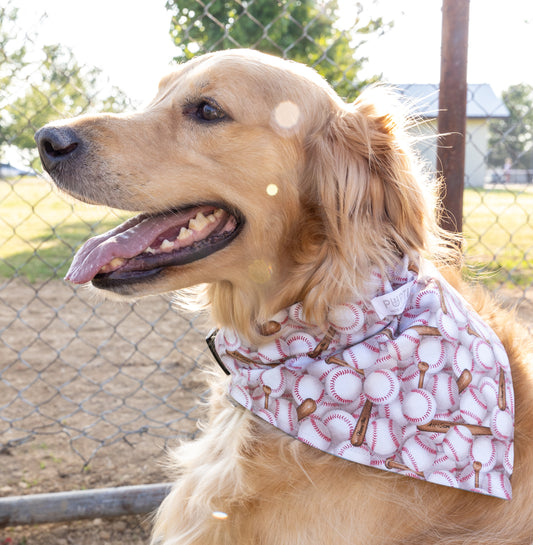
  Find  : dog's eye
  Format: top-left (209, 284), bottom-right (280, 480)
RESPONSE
top-left (183, 98), bottom-right (229, 124)
top-left (196, 101), bottom-right (226, 122)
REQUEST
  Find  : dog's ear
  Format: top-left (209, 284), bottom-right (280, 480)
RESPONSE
top-left (296, 89), bottom-right (444, 325)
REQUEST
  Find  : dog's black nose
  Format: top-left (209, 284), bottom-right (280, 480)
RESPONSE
top-left (35, 126), bottom-right (81, 173)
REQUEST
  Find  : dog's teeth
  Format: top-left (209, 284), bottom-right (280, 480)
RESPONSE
top-left (110, 257), bottom-right (126, 268)
top-left (207, 213), bottom-right (216, 224)
top-left (189, 212), bottom-right (209, 231)
top-left (100, 257), bottom-right (126, 273)
top-left (178, 227), bottom-right (193, 240)
top-left (144, 247), bottom-right (156, 254)
top-left (160, 239), bottom-right (174, 251)
top-left (214, 208), bottom-right (224, 219)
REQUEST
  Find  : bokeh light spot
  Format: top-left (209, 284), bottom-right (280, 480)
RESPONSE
top-left (274, 101), bottom-right (300, 129)
top-left (248, 259), bottom-right (273, 284)
top-left (212, 511), bottom-right (229, 520)
top-left (266, 183), bottom-right (278, 196)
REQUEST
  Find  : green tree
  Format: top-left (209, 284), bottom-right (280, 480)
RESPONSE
top-left (488, 83), bottom-right (533, 170)
top-left (165, 0), bottom-right (390, 100)
top-left (0, 4), bottom-right (130, 167)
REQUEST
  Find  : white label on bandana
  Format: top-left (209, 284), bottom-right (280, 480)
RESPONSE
top-left (371, 280), bottom-right (415, 319)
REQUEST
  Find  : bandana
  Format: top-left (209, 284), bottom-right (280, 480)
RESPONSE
top-left (207, 257), bottom-right (514, 500)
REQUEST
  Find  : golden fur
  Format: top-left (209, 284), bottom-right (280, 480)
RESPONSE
top-left (37, 49), bottom-right (533, 544)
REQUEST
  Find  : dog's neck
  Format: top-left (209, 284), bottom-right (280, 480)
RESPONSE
top-left (208, 256), bottom-right (514, 500)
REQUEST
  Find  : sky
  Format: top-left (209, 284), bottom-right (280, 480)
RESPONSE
top-left (13, 0), bottom-right (533, 105)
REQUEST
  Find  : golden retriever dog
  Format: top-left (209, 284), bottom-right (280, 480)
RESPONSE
top-left (35, 49), bottom-right (532, 544)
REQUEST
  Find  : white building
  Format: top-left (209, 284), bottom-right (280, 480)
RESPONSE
top-left (395, 84), bottom-right (510, 187)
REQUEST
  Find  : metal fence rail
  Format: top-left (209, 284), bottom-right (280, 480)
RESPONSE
top-left (1, 0), bottom-right (532, 534)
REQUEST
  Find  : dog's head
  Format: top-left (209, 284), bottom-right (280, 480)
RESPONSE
top-left (35, 49), bottom-right (448, 341)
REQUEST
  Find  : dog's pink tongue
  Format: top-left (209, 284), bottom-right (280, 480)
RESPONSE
top-left (65, 211), bottom-right (189, 284)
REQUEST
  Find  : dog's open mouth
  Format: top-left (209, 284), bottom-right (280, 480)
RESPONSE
top-left (65, 204), bottom-right (243, 286)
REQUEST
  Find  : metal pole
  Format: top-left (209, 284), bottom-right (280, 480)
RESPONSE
top-left (0, 483), bottom-right (172, 526)
top-left (437, 0), bottom-right (470, 234)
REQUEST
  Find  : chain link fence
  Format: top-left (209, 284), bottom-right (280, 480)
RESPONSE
top-left (396, 82), bottom-right (533, 317)
top-left (1, 0), bottom-right (532, 537)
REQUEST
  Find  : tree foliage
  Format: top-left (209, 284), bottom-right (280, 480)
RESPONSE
top-left (488, 83), bottom-right (533, 169)
top-left (165, 0), bottom-right (390, 100)
top-left (0, 4), bottom-right (130, 166)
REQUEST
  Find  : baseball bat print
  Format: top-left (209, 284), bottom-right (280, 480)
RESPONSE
top-left (326, 355), bottom-right (365, 375)
top-left (308, 326), bottom-right (336, 358)
top-left (297, 398), bottom-right (317, 421)
top-left (410, 325), bottom-right (441, 336)
top-left (385, 457), bottom-right (424, 478)
top-left (351, 399), bottom-right (373, 446)
top-left (262, 385), bottom-right (271, 410)
top-left (227, 349), bottom-right (285, 368)
top-left (435, 280), bottom-right (448, 314)
top-left (259, 320), bottom-right (281, 336)
top-left (473, 461), bottom-right (482, 488)
top-left (418, 361), bottom-right (429, 388)
top-left (498, 368), bottom-right (507, 411)
top-left (417, 419), bottom-right (491, 436)
top-left (456, 369), bottom-right (472, 393)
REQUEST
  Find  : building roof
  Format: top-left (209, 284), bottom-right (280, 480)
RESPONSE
top-left (395, 83), bottom-right (509, 119)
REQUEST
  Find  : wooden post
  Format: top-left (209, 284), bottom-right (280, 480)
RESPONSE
top-left (437, 0), bottom-right (470, 234)
top-left (0, 483), bottom-right (172, 526)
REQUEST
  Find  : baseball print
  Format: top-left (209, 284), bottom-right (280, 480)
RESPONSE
top-left (215, 258), bottom-right (514, 499)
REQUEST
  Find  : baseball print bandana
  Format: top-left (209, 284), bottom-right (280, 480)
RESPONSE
top-left (207, 257), bottom-right (514, 500)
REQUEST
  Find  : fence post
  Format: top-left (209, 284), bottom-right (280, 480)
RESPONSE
top-left (437, 0), bottom-right (470, 234)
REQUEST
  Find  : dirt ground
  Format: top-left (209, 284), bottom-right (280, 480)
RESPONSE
top-left (0, 278), bottom-right (532, 544)
top-left (0, 279), bottom-right (212, 544)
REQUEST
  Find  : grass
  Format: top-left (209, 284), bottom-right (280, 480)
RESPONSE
top-left (462, 185), bottom-right (533, 289)
top-left (1, 177), bottom-right (532, 289)
top-left (0, 177), bottom-right (130, 282)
